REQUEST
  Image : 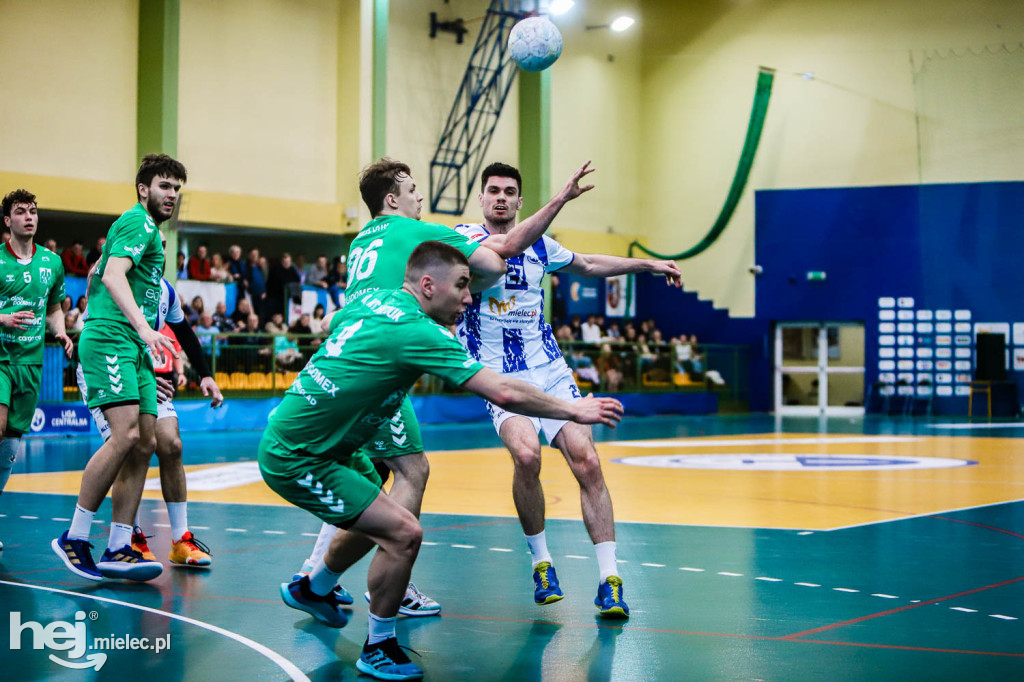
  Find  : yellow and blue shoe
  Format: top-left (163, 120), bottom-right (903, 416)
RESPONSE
top-left (169, 531), bottom-right (212, 567)
top-left (279, 575), bottom-right (349, 628)
top-left (51, 531), bottom-right (102, 582)
top-left (594, 575), bottom-right (630, 618)
top-left (97, 545), bottom-right (164, 581)
top-left (356, 636), bottom-right (423, 680)
top-left (131, 526), bottom-right (156, 561)
top-left (533, 561), bottom-right (565, 605)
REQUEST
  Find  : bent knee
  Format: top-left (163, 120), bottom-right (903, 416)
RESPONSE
top-left (157, 437), bottom-right (183, 460)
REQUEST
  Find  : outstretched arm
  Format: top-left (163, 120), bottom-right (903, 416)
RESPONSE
top-left (479, 160), bottom-right (596, 258)
top-left (462, 367), bottom-right (623, 427)
top-left (562, 253), bottom-right (682, 287)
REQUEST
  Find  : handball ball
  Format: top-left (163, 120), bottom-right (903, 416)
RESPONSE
top-left (508, 17), bottom-right (563, 72)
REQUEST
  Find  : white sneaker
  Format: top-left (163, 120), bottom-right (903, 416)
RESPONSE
top-left (364, 581), bottom-right (442, 617)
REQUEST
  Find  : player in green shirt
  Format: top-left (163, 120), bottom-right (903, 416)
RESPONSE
top-left (0, 189), bottom-right (73, 550)
top-left (262, 241), bottom-right (622, 680)
top-left (52, 154), bottom-right (186, 583)
top-left (287, 157), bottom-right (596, 614)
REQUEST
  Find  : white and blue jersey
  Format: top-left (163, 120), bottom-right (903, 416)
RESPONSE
top-left (154, 278), bottom-right (184, 331)
top-left (454, 223), bottom-right (574, 373)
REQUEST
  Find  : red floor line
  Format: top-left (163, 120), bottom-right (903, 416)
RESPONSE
top-left (931, 515), bottom-right (1024, 541)
top-left (424, 518), bottom-right (520, 532)
top-left (782, 575), bottom-right (1024, 639)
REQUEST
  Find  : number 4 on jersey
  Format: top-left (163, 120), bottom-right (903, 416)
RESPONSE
top-left (324, 320), bottom-right (363, 357)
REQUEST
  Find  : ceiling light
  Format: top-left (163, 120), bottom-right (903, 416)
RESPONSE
top-left (610, 16), bottom-right (635, 32)
top-left (548, 0), bottom-right (574, 16)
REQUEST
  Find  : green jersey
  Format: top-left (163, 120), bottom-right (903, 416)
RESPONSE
top-left (345, 215), bottom-right (481, 296)
top-left (0, 243), bottom-right (66, 365)
top-left (267, 288), bottom-right (484, 457)
top-left (86, 203), bottom-right (164, 330)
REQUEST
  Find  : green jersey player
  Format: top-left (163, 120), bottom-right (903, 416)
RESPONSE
top-left (0, 189), bottom-right (73, 550)
top-left (262, 241), bottom-right (622, 680)
top-left (52, 154), bottom-right (185, 584)
top-left (286, 156), bottom-right (596, 617)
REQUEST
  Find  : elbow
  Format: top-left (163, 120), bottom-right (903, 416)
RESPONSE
top-left (489, 382), bottom-right (517, 409)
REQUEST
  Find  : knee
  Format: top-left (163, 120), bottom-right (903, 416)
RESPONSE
top-left (569, 448), bottom-right (604, 485)
top-left (133, 432), bottom-right (157, 458)
top-left (113, 425), bottom-right (141, 452)
top-left (393, 515), bottom-right (422, 557)
top-left (392, 453), bottom-right (429, 489)
top-left (157, 437), bottom-right (183, 462)
top-left (510, 444), bottom-right (542, 478)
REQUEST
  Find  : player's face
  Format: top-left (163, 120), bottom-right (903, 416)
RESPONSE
top-left (4, 203), bottom-right (38, 239)
top-left (139, 174), bottom-right (182, 224)
top-left (390, 173), bottom-right (423, 220)
top-left (479, 176), bottom-right (522, 227)
top-left (429, 265), bottom-right (473, 326)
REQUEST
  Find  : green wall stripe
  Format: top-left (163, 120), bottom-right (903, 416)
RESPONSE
top-left (372, 0), bottom-right (389, 159)
top-left (136, 0), bottom-right (180, 159)
top-left (517, 69), bottom-right (551, 217)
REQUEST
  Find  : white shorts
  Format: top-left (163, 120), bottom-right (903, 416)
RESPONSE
top-left (486, 358), bottom-right (582, 444)
top-left (76, 364), bottom-right (177, 442)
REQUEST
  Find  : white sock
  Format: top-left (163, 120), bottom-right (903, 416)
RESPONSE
top-left (107, 522), bottom-right (133, 552)
top-left (68, 504), bottom-right (96, 541)
top-left (308, 558), bottom-right (341, 596)
top-left (0, 438), bottom-right (24, 493)
top-left (133, 510), bottom-right (141, 529)
top-left (167, 502), bottom-right (188, 541)
top-left (367, 612), bottom-right (397, 645)
top-left (594, 541), bottom-right (618, 582)
top-left (526, 530), bottom-right (553, 568)
top-left (308, 522), bottom-right (336, 567)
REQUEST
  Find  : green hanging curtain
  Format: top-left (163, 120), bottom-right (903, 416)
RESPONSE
top-left (628, 66), bottom-right (775, 261)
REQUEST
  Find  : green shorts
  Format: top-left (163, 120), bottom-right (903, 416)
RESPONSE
top-left (258, 426), bottom-right (384, 528)
top-left (355, 395), bottom-right (424, 461)
top-left (0, 364), bottom-right (42, 435)
top-left (78, 321), bottom-right (157, 416)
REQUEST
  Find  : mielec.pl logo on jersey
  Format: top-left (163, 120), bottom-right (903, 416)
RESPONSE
top-left (9, 610), bottom-right (171, 671)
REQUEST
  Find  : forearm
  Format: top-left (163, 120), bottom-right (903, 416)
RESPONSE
top-left (103, 269), bottom-right (150, 333)
top-left (46, 306), bottom-right (66, 336)
top-left (168, 320), bottom-right (212, 377)
top-left (493, 376), bottom-right (577, 421)
top-left (572, 254), bottom-right (655, 278)
top-left (483, 196), bottom-right (568, 258)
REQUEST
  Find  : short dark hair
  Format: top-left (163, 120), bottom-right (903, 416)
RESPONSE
top-left (481, 162), bottom-right (522, 193)
top-left (136, 154), bottom-right (187, 200)
top-left (359, 157), bottom-right (412, 217)
top-left (405, 241), bottom-right (470, 282)
top-left (2, 189), bottom-right (37, 218)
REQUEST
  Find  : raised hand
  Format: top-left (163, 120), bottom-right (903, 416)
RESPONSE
top-left (559, 160), bottom-right (596, 202)
top-left (573, 393), bottom-right (624, 427)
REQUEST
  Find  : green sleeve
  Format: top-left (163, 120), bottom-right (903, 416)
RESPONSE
top-left (48, 260), bottom-right (67, 308)
top-left (106, 213), bottom-right (153, 267)
top-left (404, 321), bottom-right (483, 385)
top-left (421, 222), bottom-right (482, 260)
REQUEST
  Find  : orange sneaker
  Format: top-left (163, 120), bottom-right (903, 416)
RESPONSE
top-left (169, 531), bottom-right (212, 567)
top-left (131, 526), bottom-right (157, 561)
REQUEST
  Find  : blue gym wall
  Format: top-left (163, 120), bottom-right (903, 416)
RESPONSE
top-left (754, 181), bottom-right (1024, 414)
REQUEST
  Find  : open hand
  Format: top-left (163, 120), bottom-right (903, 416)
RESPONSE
top-left (573, 393), bottom-right (624, 427)
top-left (1, 310), bottom-right (35, 330)
top-left (559, 160), bottom-right (596, 202)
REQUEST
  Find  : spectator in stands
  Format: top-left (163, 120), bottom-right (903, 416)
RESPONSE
top-left (230, 297), bottom-right (252, 330)
top-left (195, 312), bottom-right (220, 345)
top-left (188, 244), bottom-right (212, 281)
top-left (210, 252), bottom-right (232, 283)
top-left (242, 248), bottom-right (265, 316)
top-left (605, 322), bottom-right (621, 341)
top-left (226, 244), bottom-right (244, 288)
top-left (326, 258), bottom-right (347, 309)
top-left (44, 238), bottom-right (58, 253)
top-left (581, 314), bottom-right (602, 344)
top-left (311, 303), bottom-right (327, 335)
top-left (211, 301), bottom-right (232, 332)
top-left (61, 240), bottom-right (89, 276)
top-left (64, 312), bottom-right (79, 335)
top-left (265, 252), bottom-right (301, 318)
top-left (549, 273), bottom-right (566, 325)
top-left (294, 254), bottom-right (308, 284)
top-left (597, 343), bottom-right (623, 392)
top-left (636, 333), bottom-right (659, 372)
top-left (264, 312), bottom-right (288, 335)
top-left (305, 255), bottom-right (330, 289)
top-left (86, 236), bottom-right (105, 266)
top-left (623, 324), bottom-right (637, 343)
top-left (185, 296), bottom-right (205, 326)
top-left (652, 329), bottom-right (665, 345)
top-left (569, 314), bottom-right (583, 341)
top-left (59, 296), bottom-right (73, 319)
top-left (228, 313), bottom-right (268, 371)
top-left (66, 296), bottom-right (85, 332)
top-left (289, 312), bottom-right (320, 350)
top-left (176, 252), bottom-right (188, 279)
top-left (673, 336), bottom-right (694, 377)
top-left (555, 325), bottom-right (574, 343)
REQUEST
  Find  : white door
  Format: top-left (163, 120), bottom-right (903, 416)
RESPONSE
top-left (775, 322), bottom-right (865, 416)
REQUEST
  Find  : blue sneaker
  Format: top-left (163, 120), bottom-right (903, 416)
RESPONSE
top-left (291, 570), bottom-right (354, 605)
top-left (280, 576), bottom-right (348, 627)
top-left (594, 576), bottom-right (630, 618)
top-left (97, 545), bottom-right (164, 581)
top-left (356, 636), bottom-right (423, 680)
top-left (533, 561), bottom-right (564, 605)
top-left (51, 531), bottom-right (102, 582)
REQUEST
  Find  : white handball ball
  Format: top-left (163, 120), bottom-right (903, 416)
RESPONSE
top-left (508, 17), bottom-right (563, 72)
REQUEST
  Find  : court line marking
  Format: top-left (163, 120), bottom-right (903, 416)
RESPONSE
top-left (927, 423), bottom-right (1024, 430)
top-left (605, 436), bottom-right (925, 448)
top-left (782, 575), bottom-right (1024, 639)
top-left (829, 497), bottom-right (1024, 531)
top-left (0, 579), bottom-right (310, 681)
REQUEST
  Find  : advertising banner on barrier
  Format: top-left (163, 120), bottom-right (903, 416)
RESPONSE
top-left (29, 404), bottom-right (92, 435)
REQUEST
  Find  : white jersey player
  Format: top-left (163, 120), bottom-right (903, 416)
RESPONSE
top-left (455, 162), bottom-right (681, 619)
